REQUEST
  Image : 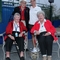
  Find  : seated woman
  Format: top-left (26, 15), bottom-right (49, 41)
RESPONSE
top-left (4, 13), bottom-right (27, 60)
top-left (31, 11), bottom-right (58, 60)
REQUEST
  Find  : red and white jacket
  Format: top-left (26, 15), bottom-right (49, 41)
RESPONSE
top-left (31, 20), bottom-right (58, 41)
top-left (4, 21), bottom-right (27, 40)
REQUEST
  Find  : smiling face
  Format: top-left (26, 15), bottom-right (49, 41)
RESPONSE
top-left (14, 13), bottom-right (20, 23)
top-left (20, 1), bottom-right (26, 8)
top-left (37, 11), bottom-right (45, 23)
top-left (37, 13), bottom-right (45, 23)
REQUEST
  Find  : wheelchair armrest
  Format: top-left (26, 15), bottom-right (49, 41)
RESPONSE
top-left (0, 32), bottom-right (5, 37)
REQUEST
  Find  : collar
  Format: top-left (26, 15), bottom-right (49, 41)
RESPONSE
top-left (19, 6), bottom-right (26, 10)
top-left (31, 5), bottom-right (37, 8)
top-left (38, 19), bottom-right (46, 24)
top-left (13, 21), bottom-right (19, 26)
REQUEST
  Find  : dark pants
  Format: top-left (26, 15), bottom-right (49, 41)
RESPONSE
top-left (5, 31), bottom-right (24, 52)
top-left (37, 32), bottom-right (53, 56)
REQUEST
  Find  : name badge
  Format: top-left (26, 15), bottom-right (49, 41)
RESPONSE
top-left (15, 32), bottom-right (18, 37)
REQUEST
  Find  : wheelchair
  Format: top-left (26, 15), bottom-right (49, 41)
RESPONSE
top-left (0, 32), bottom-right (28, 60)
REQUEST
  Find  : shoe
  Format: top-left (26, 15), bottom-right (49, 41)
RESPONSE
top-left (31, 47), bottom-right (38, 52)
top-left (20, 57), bottom-right (25, 60)
top-left (5, 57), bottom-right (11, 60)
top-left (43, 56), bottom-right (47, 60)
top-left (47, 56), bottom-right (52, 60)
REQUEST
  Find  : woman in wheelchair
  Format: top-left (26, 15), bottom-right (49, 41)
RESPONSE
top-left (4, 13), bottom-right (27, 60)
top-left (31, 11), bottom-right (58, 60)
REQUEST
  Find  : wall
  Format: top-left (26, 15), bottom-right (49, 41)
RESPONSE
top-left (52, 20), bottom-right (60, 28)
top-left (0, 1), bottom-right (14, 44)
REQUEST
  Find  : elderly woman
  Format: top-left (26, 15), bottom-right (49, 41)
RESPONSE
top-left (5, 13), bottom-right (27, 60)
top-left (12, 0), bottom-right (29, 51)
top-left (12, 0), bottom-right (29, 30)
top-left (31, 11), bottom-right (58, 60)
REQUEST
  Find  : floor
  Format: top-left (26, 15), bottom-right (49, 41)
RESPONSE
top-left (0, 38), bottom-right (60, 60)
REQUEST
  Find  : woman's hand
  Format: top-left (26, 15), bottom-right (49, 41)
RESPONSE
top-left (44, 32), bottom-right (51, 36)
top-left (53, 40), bottom-right (58, 43)
top-left (19, 32), bottom-right (23, 37)
top-left (25, 36), bottom-right (27, 41)
top-left (34, 31), bottom-right (40, 35)
top-left (8, 35), bottom-right (15, 40)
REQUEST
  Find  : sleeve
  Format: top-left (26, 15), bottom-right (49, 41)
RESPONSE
top-left (12, 7), bottom-right (20, 15)
top-left (25, 7), bottom-right (30, 30)
top-left (21, 22), bottom-right (27, 32)
top-left (28, 8), bottom-right (30, 19)
top-left (5, 22), bottom-right (12, 35)
top-left (30, 22), bottom-right (38, 33)
top-left (48, 20), bottom-right (56, 34)
top-left (27, 7), bottom-right (30, 21)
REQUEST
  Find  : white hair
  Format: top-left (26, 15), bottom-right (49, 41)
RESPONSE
top-left (20, 0), bottom-right (26, 2)
top-left (37, 11), bottom-right (45, 17)
top-left (19, 0), bottom-right (26, 4)
top-left (14, 13), bottom-right (20, 18)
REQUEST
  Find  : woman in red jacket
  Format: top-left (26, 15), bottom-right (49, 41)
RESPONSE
top-left (31, 11), bottom-right (58, 60)
top-left (5, 13), bottom-right (27, 60)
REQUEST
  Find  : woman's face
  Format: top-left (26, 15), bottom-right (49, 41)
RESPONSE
top-left (37, 14), bottom-right (45, 22)
top-left (14, 15), bottom-right (20, 23)
top-left (20, 1), bottom-right (26, 8)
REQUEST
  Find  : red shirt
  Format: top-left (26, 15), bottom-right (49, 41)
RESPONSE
top-left (21, 10), bottom-right (25, 20)
top-left (4, 21), bottom-right (27, 40)
top-left (19, 6), bottom-right (25, 20)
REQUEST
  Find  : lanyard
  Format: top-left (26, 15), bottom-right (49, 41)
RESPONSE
top-left (14, 23), bottom-right (19, 31)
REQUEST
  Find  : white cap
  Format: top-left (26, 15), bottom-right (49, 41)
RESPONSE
top-left (19, 0), bottom-right (26, 4)
top-left (19, 0), bottom-right (26, 2)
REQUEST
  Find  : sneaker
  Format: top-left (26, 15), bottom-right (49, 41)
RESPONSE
top-left (32, 47), bottom-right (38, 52)
top-left (20, 57), bottom-right (25, 60)
top-left (5, 57), bottom-right (11, 60)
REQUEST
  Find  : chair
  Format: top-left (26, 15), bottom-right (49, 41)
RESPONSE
top-left (0, 32), bottom-right (5, 60)
top-left (30, 32), bottom-right (40, 60)
top-left (53, 40), bottom-right (60, 58)
top-left (53, 31), bottom-right (60, 58)
top-left (0, 32), bottom-right (28, 60)
top-left (32, 31), bottom-right (60, 58)
top-left (24, 32), bottom-right (28, 59)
